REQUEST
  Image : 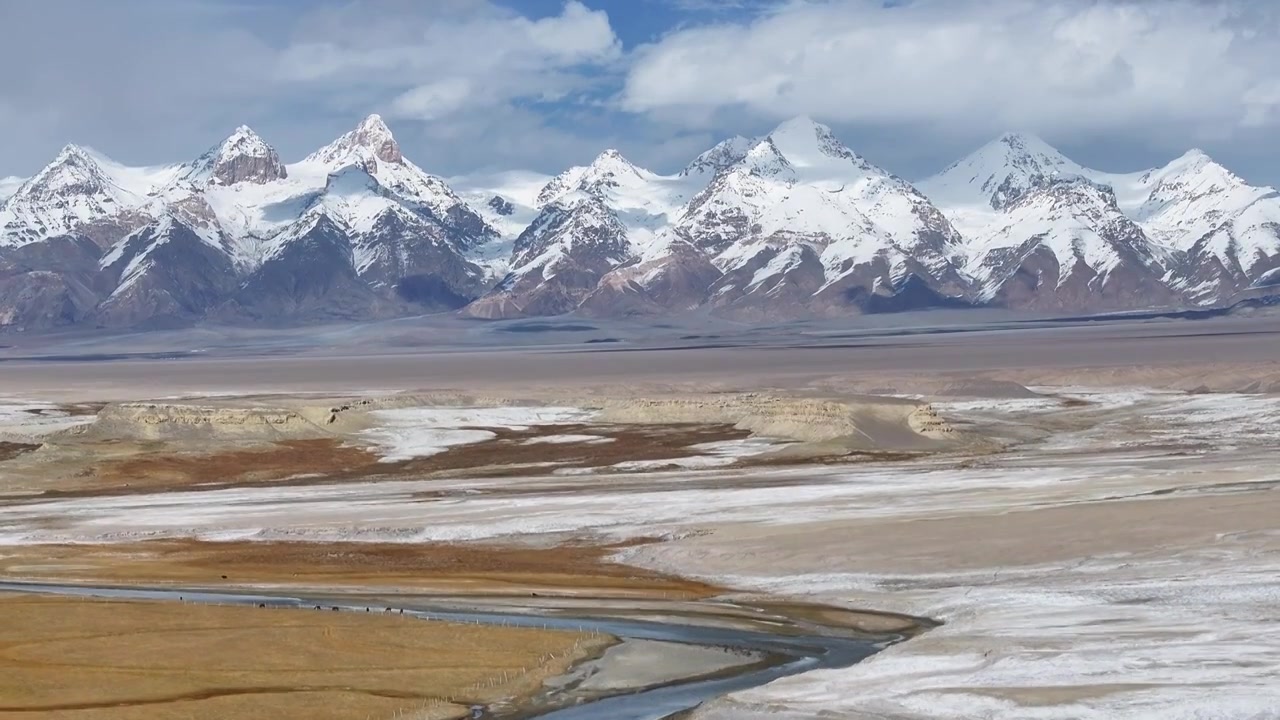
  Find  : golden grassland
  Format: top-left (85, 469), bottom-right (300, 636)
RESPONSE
top-left (0, 539), bottom-right (718, 599)
top-left (0, 594), bottom-right (611, 720)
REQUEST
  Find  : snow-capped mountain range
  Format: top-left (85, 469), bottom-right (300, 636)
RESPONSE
top-left (1, 115), bottom-right (1278, 330)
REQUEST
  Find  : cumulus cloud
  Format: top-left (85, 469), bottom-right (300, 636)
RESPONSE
top-left (622, 0), bottom-right (1280, 143)
top-left (4, 0), bottom-right (1280, 183)
top-left (276, 0), bottom-right (621, 121)
top-left (0, 0), bottom-right (622, 175)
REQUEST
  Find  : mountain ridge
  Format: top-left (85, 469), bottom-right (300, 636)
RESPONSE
top-left (1, 117), bottom-right (1277, 330)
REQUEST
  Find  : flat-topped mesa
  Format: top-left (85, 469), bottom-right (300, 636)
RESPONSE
top-left (66, 402), bottom-right (352, 443)
top-left (588, 394), bottom-right (961, 451)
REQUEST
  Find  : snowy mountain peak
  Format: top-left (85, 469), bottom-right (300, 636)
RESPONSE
top-left (12, 144), bottom-right (113, 200)
top-left (353, 114), bottom-right (401, 163)
top-left (307, 114), bottom-right (403, 167)
top-left (765, 116), bottom-right (860, 167)
top-left (535, 149), bottom-right (651, 207)
top-left (52, 143), bottom-right (98, 165)
top-left (1159, 148), bottom-right (1234, 181)
top-left (921, 131), bottom-right (1083, 211)
top-left (738, 138), bottom-right (795, 178)
top-left (586, 148), bottom-right (644, 180)
top-left (994, 131), bottom-right (1062, 157)
top-left (680, 135), bottom-right (755, 177)
top-left (189, 125), bottom-right (287, 186)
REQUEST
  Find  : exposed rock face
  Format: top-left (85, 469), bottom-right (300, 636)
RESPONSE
top-left (207, 127), bottom-right (288, 186)
top-left (488, 195), bottom-right (515, 216)
top-left (307, 114), bottom-right (403, 166)
top-left (679, 135), bottom-right (755, 178)
top-left (0, 236), bottom-right (105, 330)
top-left (352, 204), bottom-right (486, 311)
top-left (578, 240), bottom-right (721, 317)
top-left (78, 402), bottom-right (334, 442)
top-left (475, 193), bottom-right (635, 318)
top-left (227, 213), bottom-right (382, 321)
top-left (591, 393), bottom-right (959, 451)
top-left (95, 217), bottom-right (239, 327)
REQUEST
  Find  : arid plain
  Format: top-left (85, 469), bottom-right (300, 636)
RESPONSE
top-left (1, 313), bottom-right (1278, 719)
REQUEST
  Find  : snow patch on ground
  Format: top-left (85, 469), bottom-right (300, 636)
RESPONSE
top-left (361, 406), bottom-right (595, 462)
top-left (612, 437), bottom-right (786, 471)
top-left (0, 398), bottom-right (96, 438)
top-left (521, 434), bottom-right (614, 445)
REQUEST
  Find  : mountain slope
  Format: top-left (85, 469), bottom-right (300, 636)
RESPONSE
top-left (466, 149), bottom-right (698, 318)
top-left (3, 113), bottom-right (1280, 328)
top-left (965, 178), bottom-right (1178, 311)
top-left (0, 146), bottom-right (158, 249)
top-left (669, 117), bottom-right (971, 317)
top-left (923, 133), bottom-right (1280, 308)
top-left (95, 216), bottom-right (239, 327)
top-left (0, 236), bottom-right (104, 330)
top-left (0, 115), bottom-right (503, 328)
top-left (301, 115), bottom-right (495, 250)
top-left (919, 132), bottom-right (1086, 215)
top-left (1103, 151), bottom-right (1280, 301)
top-left (227, 210), bottom-right (381, 321)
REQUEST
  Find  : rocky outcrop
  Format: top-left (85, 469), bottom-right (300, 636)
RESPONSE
top-left (73, 402), bottom-right (338, 443)
top-left (591, 393), bottom-right (959, 451)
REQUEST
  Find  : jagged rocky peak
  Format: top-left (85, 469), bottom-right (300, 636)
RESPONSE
top-left (351, 114), bottom-right (402, 163)
top-left (681, 135), bottom-right (756, 177)
top-left (309, 114), bottom-right (403, 167)
top-left (206, 126), bottom-right (287, 186)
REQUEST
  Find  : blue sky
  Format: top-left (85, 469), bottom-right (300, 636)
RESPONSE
top-left (2, 0), bottom-right (1280, 186)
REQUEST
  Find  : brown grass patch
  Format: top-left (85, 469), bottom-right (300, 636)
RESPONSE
top-left (399, 423), bottom-right (750, 478)
top-left (0, 593), bottom-right (608, 720)
top-left (42, 439), bottom-right (380, 497)
top-left (0, 539), bottom-right (719, 600)
top-left (35, 423), bottom-right (753, 498)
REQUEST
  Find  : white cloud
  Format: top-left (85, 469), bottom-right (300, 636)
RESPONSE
top-left (622, 0), bottom-right (1280, 142)
top-left (391, 79), bottom-right (473, 120)
top-left (276, 0), bottom-right (621, 121)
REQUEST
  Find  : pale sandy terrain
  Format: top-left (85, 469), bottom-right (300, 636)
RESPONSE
top-left (1, 315), bottom-right (1278, 719)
